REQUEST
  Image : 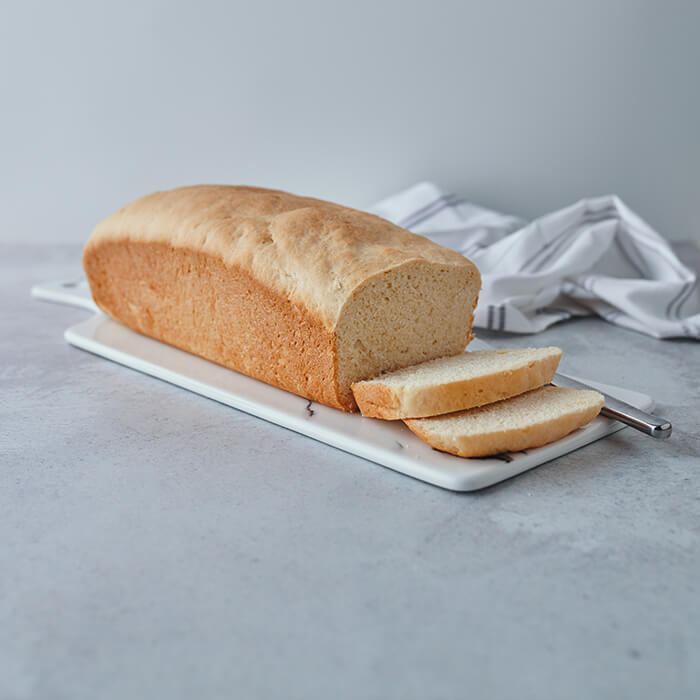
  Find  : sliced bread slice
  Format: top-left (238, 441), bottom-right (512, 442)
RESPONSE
top-left (404, 385), bottom-right (604, 457)
top-left (351, 347), bottom-right (562, 419)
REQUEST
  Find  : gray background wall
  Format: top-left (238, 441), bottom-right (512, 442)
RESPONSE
top-left (2, 0), bottom-right (699, 245)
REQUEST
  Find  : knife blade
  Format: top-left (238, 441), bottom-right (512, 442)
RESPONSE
top-left (552, 372), bottom-right (672, 439)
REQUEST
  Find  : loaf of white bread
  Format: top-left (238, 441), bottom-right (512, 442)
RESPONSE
top-left (83, 185), bottom-right (481, 411)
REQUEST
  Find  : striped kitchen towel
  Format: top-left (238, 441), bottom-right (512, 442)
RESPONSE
top-left (371, 182), bottom-right (700, 339)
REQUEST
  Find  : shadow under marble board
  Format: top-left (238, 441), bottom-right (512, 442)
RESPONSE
top-left (32, 279), bottom-right (654, 492)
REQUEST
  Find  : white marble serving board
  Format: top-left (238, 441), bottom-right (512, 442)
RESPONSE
top-left (32, 279), bottom-right (655, 492)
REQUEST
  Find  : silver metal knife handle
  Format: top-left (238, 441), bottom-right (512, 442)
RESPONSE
top-left (553, 373), bottom-right (672, 439)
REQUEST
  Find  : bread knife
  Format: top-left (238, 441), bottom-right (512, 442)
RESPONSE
top-left (552, 373), bottom-right (672, 439)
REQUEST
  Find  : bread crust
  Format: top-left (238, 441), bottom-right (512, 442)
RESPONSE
top-left (352, 350), bottom-right (561, 419)
top-left (350, 382), bottom-right (403, 419)
top-left (84, 240), bottom-right (349, 409)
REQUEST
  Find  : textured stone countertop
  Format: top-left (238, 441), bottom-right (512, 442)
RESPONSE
top-left (2, 244), bottom-right (699, 700)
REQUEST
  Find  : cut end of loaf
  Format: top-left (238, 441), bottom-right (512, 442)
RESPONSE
top-left (334, 258), bottom-right (481, 410)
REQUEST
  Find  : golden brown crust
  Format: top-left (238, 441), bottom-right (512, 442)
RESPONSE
top-left (84, 239), bottom-right (352, 410)
top-left (349, 382), bottom-right (403, 420)
top-left (352, 350), bottom-right (561, 419)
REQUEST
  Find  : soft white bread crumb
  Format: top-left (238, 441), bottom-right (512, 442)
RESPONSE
top-left (352, 347), bottom-right (562, 419)
top-left (404, 385), bottom-right (604, 457)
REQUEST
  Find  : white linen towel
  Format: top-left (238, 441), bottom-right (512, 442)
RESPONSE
top-left (371, 182), bottom-right (700, 339)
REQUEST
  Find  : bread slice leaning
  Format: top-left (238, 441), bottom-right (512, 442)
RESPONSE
top-left (351, 347), bottom-right (562, 419)
top-left (404, 386), bottom-right (604, 458)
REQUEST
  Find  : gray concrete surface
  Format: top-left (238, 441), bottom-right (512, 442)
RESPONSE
top-left (2, 244), bottom-right (699, 699)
